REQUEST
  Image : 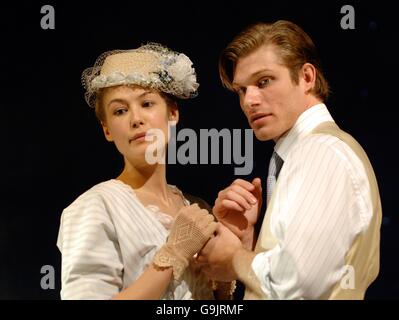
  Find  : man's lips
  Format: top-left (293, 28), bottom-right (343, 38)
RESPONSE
top-left (250, 113), bottom-right (272, 124)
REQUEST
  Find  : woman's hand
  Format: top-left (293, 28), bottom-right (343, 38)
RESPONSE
top-left (153, 204), bottom-right (218, 280)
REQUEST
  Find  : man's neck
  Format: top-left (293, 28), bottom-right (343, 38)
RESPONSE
top-left (273, 97), bottom-right (323, 143)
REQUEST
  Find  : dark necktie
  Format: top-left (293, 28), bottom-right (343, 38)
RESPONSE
top-left (266, 150), bottom-right (284, 206)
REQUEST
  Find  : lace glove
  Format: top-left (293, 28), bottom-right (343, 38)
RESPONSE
top-left (153, 204), bottom-right (217, 281)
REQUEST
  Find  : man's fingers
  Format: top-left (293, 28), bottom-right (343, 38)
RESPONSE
top-left (232, 179), bottom-right (255, 191)
top-left (224, 190), bottom-right (253, 210)
top-left (231, 184), bottom-right (258, 205)
top-left (252, 177), bottom-right (261, 188)
top-left (252, 177), bottom-right (262, 200)
top-left (220, 199), bottom-right (245, 213)
top-left (220, 185), bottom-right (258, 209)
top-left (214, 180), bottom-right (257, 215)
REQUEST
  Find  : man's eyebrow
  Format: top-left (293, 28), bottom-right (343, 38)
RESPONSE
top-left (233, 68), bottom-right (273, 87)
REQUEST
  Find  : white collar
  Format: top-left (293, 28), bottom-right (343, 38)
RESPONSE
top-left (274, 103), bottom-right (334, 161)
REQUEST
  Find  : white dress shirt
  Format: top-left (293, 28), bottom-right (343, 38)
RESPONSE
top-left (251, 104), bottom-right (373, 299)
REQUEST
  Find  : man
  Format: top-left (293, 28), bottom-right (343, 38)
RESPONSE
top-left (198, 20), bottom-right (382, 299)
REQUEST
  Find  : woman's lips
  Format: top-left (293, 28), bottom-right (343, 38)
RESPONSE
top-left (130, 132), bottom-right (152, 143)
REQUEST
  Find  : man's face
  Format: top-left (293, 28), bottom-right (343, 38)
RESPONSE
top-left (233, 45), bottom-right (308, 142)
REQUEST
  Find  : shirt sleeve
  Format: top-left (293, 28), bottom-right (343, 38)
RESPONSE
top-left (252, 135), bottom-right (368, 299)
top-left (57, 192), bottom-right (124, 299)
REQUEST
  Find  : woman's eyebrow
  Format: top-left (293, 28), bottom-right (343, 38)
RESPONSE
top-left (106, 90), bottom-right (155, 107)
top-left (139, 90), bottom-right (155, 98)
top-left (107, 98), bottom-right (127, 108)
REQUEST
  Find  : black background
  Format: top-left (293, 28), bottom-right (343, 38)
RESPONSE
top-left (0, 0), bottom-right (398, 299)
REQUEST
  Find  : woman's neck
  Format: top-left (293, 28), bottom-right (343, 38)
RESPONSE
top-left (117, 161), bottom-right (171, 201)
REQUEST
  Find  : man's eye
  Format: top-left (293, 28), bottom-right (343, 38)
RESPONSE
top-left (258, 79), bottom-right (270, 88)
top-left (235, 87), bottom-right (246, 95)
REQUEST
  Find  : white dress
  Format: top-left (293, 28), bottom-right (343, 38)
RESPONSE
top-left (57, 179), bottom-right (213, 300)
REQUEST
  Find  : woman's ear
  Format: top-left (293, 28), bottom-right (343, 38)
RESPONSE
top-left (168, 104), bottom-right (179, 125)
top-left (101, 121), bottom-right (113, 142)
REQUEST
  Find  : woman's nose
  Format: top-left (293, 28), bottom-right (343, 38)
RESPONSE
top-left (130, 109), bottom-right (144, 128)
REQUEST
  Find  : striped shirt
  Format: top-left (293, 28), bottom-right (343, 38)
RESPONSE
top-left (252, 104), bottom-right (373, 299)
top-left (57, 179), bottom-right (213, 300)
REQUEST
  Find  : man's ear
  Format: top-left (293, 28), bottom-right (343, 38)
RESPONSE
top-left (168, 104), bottom-right (179, 125)
top-left (101, 121), bottom-right (113, 142)
top-left (300, 63), bottom-right (317, 94)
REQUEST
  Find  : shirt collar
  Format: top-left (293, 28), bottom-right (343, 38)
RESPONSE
top-left (274, 103), bottom-right (334, 161)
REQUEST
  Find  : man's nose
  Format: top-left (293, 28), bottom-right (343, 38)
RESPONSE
top-left (243, 86), bottom-right (261, 109)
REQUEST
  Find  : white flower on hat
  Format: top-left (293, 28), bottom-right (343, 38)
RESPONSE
top-left (184, 74), bottom-right (199, 94)
top-left (166, 54), bottom-right (198, 96)
top-left (168, 54), bottom-right (194, 82)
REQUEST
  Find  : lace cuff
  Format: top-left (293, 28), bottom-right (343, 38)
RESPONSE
top-left (153, 245), bottom-right (188, 281)
top-left (211, 280), bottom-right (237, 300)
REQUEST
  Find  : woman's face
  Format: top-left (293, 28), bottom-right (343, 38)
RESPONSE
top-left (101, 85), bottom-right (178, 165)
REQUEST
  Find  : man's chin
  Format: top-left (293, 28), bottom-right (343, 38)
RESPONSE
top-left (254, 130), bottom-right (275, 142)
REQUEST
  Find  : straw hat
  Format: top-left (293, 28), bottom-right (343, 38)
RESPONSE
top-left (82, 43), bottom-right (199, 107)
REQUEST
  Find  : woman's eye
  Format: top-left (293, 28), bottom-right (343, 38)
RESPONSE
top-left (143, 101), bottom-right (154, 108)
top-left (258, 78), bottom-right (270, 88)
top-left (113, 108), bottom-right (127, 116)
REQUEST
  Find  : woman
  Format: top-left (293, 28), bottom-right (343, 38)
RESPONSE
top-left (57, 43), bottom-right (219, 300)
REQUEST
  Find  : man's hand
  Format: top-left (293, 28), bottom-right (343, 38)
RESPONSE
top-left (196, 223), bottom-right (243, 282)
top-left (213, 178), bottom-right (262, 241)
